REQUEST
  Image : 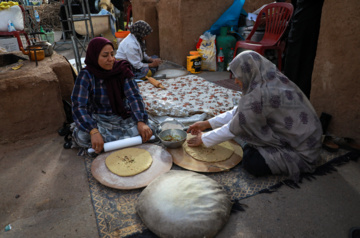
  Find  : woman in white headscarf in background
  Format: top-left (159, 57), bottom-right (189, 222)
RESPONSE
top-left (187, 50), bottom-right (322, 182)
top-left (115, 20), bottom-right (162, 79)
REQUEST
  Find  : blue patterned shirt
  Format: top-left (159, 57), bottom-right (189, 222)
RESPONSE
top-left (71, 70), bottom-right (148, 133)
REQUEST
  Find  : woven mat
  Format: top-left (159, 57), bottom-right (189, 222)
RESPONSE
top-left (84, 148), bottom-right (358, 238)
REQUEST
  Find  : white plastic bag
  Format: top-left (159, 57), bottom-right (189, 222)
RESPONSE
top-left (197, 32), bottom-right (217, 71)
top-left (0, 5), bottom-right (24, 31)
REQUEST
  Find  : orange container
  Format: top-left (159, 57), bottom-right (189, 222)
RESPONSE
top-left (115, 31), bottom-right (130, 46)
top-left (115, 31), bottom-right (130, 38)
top-left (190, 51), bottom-right (200, 56)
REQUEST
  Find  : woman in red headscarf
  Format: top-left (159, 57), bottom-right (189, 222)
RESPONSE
top-left (71, 37), bottom-right (154, 155)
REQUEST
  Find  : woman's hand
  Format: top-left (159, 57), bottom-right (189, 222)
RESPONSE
top-left (187, 132), bottom-right (203, 147)
top-left (187, 121), bottom-right (211, 135)
top-left (137, 121), bottom-right (153, 142)
top-left (148, 58), bottom-right (162, 68)
top-left (91, 133), bottom-right (104, 154)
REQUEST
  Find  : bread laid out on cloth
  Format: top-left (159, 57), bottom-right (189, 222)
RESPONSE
top-left (183, 134), bottom-right (234, 162)
top-left (105, 148), bottom-right (153, 177)
top-left (136, 170), bottom-right (232, 238)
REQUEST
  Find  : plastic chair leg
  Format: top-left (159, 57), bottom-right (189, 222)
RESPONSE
top-left (24, 33), bottom-right (30, 47)
top-left (13, 32), bottom-right (24, 50)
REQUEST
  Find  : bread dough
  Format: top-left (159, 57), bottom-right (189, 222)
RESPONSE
top-left (183, 134), bottom-right (234, 162)
top-left (136, 170), bottom-right (232, 238)
top-left (105, 148), bottom-right (153, 177)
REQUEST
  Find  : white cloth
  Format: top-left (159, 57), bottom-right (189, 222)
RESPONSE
top-left (115, 33), bottom-right (151, 69)
top-left (202, 107), bottom-right (237, 147)
top-left (98, 9), bottom-right (116, 36)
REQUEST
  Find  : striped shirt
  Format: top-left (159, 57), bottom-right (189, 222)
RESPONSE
top-left (71, 69), bottom-right (148, 133)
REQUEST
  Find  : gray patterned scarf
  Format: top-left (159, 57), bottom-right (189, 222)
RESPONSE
top-left (130, 20), bottom-right (153, 54)
top-left (229, 51), bottom-right (322, 182)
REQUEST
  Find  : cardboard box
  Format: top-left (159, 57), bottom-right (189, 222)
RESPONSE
top-left (0, 37), bottom-right (20, 52)
top-left (26, 0), bottom-right (42, 6)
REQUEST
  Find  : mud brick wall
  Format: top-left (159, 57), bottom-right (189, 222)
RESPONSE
top-left (132, 0), bottom-right (270, 66)
top-left (131, 0), bottom-right (160, 57)
top-left (157, 0), bottom-right (238, 66)
top-left (0, 53), bottom-right (75, 144)
top-left (311, 0), bottom-right (360, 141)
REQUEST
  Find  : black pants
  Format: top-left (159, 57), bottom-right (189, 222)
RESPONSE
top-left (283, 0), bottom-right (324, 99)
top-left (242, 146), bottom-right (272, 177)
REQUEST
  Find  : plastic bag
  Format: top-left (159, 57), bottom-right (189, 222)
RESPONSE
top-left (207, 0), bottom-right (246, 35)
top-left (7, 20), bottom-right (16, 32)
top-left (196, 32), bottom-right (216, 71)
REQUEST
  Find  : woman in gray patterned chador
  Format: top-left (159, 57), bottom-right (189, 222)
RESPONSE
top-left (187, 51), bottom-right (322, 182)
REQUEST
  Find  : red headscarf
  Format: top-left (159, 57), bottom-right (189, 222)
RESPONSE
top-left (84, 37), bottom-right (134, 118)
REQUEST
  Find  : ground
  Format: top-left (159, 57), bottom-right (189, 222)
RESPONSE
top-left (1, 133), bottom-right (359, 238)
top-left (0, 32), bottom-right (360, 238)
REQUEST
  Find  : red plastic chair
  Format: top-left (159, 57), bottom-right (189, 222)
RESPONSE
top-left (0, 5), bottom-right (30, 50)
top-left (233, 2), bottom-right (293, 71)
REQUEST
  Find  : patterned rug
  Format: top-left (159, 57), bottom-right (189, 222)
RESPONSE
top-left (137, 75), bottom-right (241, 118)
top-left (84, 148), bottom-right (359, 238)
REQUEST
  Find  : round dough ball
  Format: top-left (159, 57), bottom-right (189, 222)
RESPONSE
top-left (183, 134), bottom-right (234, 162)
top-left (136, 170), bottom-right (232, 238)
top-left (105, 148), bottom-right (153, 177)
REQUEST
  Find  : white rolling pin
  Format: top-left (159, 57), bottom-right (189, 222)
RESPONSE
top-left (88, 135), bottom-right (155, 153)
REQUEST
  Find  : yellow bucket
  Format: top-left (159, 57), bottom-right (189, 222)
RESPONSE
top-left (187, 54), bottom-right (202, 74)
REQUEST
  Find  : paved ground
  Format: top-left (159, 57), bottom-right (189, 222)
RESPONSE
top-left (1, 32), bottom-right (360, 238)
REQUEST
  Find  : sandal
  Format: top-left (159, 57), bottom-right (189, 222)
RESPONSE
top-left (322, 135), bottom-right (339, 152)
top-left (333, 137), bottom-right (360, 153)
top-left (349, 227), bottom-right (360, 238)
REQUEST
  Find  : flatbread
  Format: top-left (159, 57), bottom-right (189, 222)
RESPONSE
top-left (183, 134), bottom-right (234, 162)
top-left (105, 148), bottom-right (153, 177)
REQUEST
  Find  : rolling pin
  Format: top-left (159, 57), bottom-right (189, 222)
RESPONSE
top-left (88, 135), bottom-right (155, 153)
top-left (146, 76), bottom-right (166, 89)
